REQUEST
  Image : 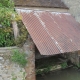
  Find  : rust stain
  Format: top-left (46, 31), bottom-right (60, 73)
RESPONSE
top-left (17, 9), bottom-right (80, 55)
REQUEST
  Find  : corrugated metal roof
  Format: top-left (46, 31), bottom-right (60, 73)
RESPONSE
top-left (17, 9), bottom-right (80, 55)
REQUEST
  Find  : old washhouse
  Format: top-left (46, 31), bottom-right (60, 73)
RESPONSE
top-left (13, 0), bottom-right (80, 80)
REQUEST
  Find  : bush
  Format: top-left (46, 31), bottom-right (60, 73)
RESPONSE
top-left (0, 0), bottom-right (15, 47)
top-left (0, 8), bottom-right (14, 27)
top-left (0, 0), bottom-right (14, 27)
top-left (0, 0), bottom-right (28, 47)
top-left (0, 27), bottom-right (15, 47)
top-left (0, 0), bottom-right (14, 8)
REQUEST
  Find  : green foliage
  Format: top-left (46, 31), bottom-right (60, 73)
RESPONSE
top-left (12, 77), bottom-right (17, 80)
top-left (0, 0), bottom-right (14, 8)
top-left (0, 0), bottom-right (15, 47)
top-left (0, 0), bottom-right (15, 27)
top-left (0, 27), bottom-right (15, 47)
top-left (15, 21), bottom-right (28, 47)
top-left (11, 49), bottom-right (27, 67)
top-left (0, 0), bottom-right (28, 47)
top-left (0, 8), bottom-right (14, 27)
top-left (61, 62), bottom-right (68, 69)
top-left (11, 73), bottom-right (17, 80)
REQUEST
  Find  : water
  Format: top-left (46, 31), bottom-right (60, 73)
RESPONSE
top-left (37, 67), bottom-right (80, 80)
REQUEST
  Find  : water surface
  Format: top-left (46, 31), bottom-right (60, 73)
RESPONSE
top-left (37, 67), bottom-right (80, 80)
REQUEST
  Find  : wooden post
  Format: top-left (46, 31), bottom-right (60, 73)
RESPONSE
top-left (12, 14), bottom-right (19, 39)
top-left (23, 35), bottom-right (36, 80)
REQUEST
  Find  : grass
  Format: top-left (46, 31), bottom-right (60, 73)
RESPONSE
top-left (11, 49), bottom-right (27, 67)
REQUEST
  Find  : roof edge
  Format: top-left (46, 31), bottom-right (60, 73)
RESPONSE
top-left (15, 7), bottom-right (69, 13)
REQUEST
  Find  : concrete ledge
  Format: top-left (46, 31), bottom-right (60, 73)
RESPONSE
top-left (0, 46), bottom-right (19, 53)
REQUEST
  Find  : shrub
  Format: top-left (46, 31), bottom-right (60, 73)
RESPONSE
top-left (0, 27), bottom-right (15, 47)
top-left (0, 8), bottom-right (14, 27)
top-left (0, 0), bottom-right (15, 27)
top-left (0, 0), bottom-right (28, 47)
top-left (0, 0), bottom-right (14, 8)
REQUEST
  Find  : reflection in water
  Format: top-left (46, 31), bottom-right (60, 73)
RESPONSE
top-left (37, 67), bottom-right (80, 80)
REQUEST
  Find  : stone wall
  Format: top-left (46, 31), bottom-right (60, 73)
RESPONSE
top-left (61, 51), bottom-right (80, 67)
top-left (0, 47), bottom-right (26, 80)
top-left (23, 38), bottom-right (35, 80)
top-left (0, 42), bottom-right (36, 80)
top-left (62, 0), bottom-right (80, 23)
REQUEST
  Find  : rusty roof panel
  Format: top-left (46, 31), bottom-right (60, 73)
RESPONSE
top-left (17, 9), bottom-right (80, 55)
